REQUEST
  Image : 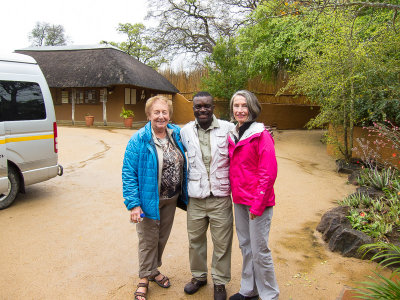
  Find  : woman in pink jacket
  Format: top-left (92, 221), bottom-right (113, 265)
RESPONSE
top-left (228, 90), bottom-right (279, 300)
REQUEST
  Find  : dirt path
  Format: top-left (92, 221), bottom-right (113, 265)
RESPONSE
top-left (0, 127), bottom-right (380, 299)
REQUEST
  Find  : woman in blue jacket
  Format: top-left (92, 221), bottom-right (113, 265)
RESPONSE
top-left (122, 95), bottom-right (188, 300)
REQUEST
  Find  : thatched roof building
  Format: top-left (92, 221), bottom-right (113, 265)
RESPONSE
top-left (16, 45), bottom-right (178, 93)
top-left (14, 45), bottom-right (179, 126)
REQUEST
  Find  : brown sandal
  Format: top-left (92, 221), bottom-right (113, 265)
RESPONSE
top-left (149, 271), bottom-right (171, 288)
top-left (134, 280), bottom-right (149, 300)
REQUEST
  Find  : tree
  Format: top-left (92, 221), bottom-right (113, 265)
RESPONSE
top-left (201, 0), bottom-right (318, 98)
top-left (293, 0), bottom-right (400, 12)
top-left (236, 1), bottom-right (320, 79)
top-left (145, 0), bottom-right (260, 63)
top-left (28, 22), bottom-right (69, 46)
top-left (286, 11), bottom-right (400, 161)
top-left (101, 23), bottom-right (166, 69)
top-left (201, 38), bottom-right (249, 101)
top-left (202, 0), bottom-right (399, 161)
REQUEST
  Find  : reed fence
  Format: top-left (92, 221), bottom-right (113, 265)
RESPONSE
top-left (160, 68), bottom-right (311, 105)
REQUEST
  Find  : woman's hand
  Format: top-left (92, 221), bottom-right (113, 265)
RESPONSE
top-left (250, 212), bottom-right (257, 220)
top-left (130, 206), bottom-right (143, 223)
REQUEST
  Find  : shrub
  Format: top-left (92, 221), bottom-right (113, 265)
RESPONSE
top-left (339, 169), bottom-right (400, 240)
top-left (365, 167), bottom-right (398, 191)
top-left (354, 121), bottom-right (400, 170)
top-left (340, 193), bottom-right (372, 209)
top-left (352, 242), bottom-right (400, 299)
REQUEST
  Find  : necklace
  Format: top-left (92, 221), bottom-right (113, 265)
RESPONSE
top-left (157, 136), bottom-right (169, 145)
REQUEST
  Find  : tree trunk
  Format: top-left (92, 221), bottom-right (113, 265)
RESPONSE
top-left (349, 79), bottom-right (355, 160)
top-left (342, 94), bottom-right (350, 162)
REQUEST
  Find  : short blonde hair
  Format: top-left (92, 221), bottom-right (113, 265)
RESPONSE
top-left (145, 95), bottom-right (173, 118)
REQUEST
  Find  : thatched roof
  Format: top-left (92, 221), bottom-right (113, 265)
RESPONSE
top-left (16, 45), bottom-right (179, 94)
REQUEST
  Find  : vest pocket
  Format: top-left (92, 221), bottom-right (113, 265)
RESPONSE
top-left (187, 150), bottom-right (196, 167)
top-left (216, 171), bottom-right (230, 191)
top-left (188, 171), bottom-right (201, 195)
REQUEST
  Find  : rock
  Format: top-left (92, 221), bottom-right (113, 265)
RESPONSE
top-left (328, 227), bottom-right (374, 259)
top-left (348, 170), bottom-right (361, 185)
top-left (316, 206), bottom-right (350, 234)
top-left (317, 206), bottom-right (378, 260)
top-left (356, 186), bottom-right (385, 199)
top-left (336, 159), bottom-right (363, 174)
top-left (321, 214), bottom-right (352, 242)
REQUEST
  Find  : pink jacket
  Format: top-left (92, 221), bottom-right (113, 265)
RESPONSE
top-left (228, 122), bottom-right (277, 216)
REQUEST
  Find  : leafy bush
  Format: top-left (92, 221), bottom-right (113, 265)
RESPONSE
top-left (346, 208), bottom-right (394, 239)
top-left (339, 169), bottom-right (400, 240)
top-left (120, 107), bottom-right (135, 118)
top-left (352, 242), bottom-right (400, 299)
top-left (339, 193), bottom-right (372, 209)
top-left (363, 167), bottom-right (398, 191)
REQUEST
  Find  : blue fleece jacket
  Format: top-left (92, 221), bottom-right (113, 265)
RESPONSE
top-left (122, 122), bottom-right (188, 220)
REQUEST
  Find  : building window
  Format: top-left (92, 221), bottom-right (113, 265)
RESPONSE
top-left (76, 91), bottom-right (84, 104)
top-left (125, 88), bottom-right (137, 105)
top-left (62, 90), bottom-right (69, 104)
top-left (84, 90), bottom-right (97, 104)
top-left (60, 89), bottom-right (100, 104)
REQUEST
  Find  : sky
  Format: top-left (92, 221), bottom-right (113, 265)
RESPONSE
top-left (1, 0), bottom-right (148, 54)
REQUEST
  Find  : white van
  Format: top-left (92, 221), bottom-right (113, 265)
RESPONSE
top-left (0, 53), bottom-right (63, 209)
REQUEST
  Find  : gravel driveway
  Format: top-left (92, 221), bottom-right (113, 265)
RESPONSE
top-left (0, 126), bottom-right (380, 299)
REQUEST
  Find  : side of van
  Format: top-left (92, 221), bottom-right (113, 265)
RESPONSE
top-left (0, 53), bottom-right (62, 209)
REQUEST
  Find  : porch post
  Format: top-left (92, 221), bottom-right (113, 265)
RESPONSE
top-left (71, 88), bottom-right (75, 125)
top-left (102, 88), bottom-right (107, 126)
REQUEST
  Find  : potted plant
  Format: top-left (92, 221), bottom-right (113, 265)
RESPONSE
top-left (120, 107), bottom-right (135, 128)
top-left (85, 113), bottom-right (94, 126)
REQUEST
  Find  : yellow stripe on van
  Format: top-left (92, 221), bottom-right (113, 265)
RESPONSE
top-left (4, 134), bottom-right (54, 143)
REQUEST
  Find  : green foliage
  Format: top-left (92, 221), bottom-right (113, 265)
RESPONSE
top-left (346, 208), bottom-right (394, 239)
top-left (201, 0), bottom-right (320, 100)
top-left (357, 167), bottom-right (399, 191)
top-left (101, 23), bottom-right (166, 69)
top-left (236, 1), bottom-right (319, 79)
top-left (120, 107), bottom-right (134, 118)
top-left (285, 10), bottom-right (400, 161)
top-left (201, 38), bottom-right (249, 100)
top-left (360, 242), bottom-right (400, 273)
top-left (364, 167), bottom-right (398, 191)
top-left (339, 192), bottom-right (372, 208)
top-left (339, 168), bottom-right (400, 240)
top-left (354, 271), bottom-right (400, 299)
top-left (353, 242), bottom-right (400, 299)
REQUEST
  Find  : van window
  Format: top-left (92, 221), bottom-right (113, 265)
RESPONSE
top-left (0, 80), bottom-right (46, 121)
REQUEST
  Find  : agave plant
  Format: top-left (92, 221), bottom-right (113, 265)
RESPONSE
top-left (352, 242), bottom-right (400, 299)
top-left (366, 167), bottom-right (397, 190)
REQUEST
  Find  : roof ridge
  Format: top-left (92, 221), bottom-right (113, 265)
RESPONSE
top-left (15, 44), bottom-right (123, 52)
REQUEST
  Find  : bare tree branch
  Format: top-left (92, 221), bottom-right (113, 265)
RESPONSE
top-left (146, 0), bottom-right (258, 63)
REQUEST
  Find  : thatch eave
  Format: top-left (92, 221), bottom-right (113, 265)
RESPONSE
top-left (15, 46), bottom-right (179, 94)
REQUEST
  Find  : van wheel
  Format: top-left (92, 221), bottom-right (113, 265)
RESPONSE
top-left (0, 167), bottom-right (20, 209)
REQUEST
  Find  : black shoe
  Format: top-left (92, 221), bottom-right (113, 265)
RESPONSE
top-left (184, 278), bottom-right (207, 294)
top-left (214, 284), bottom-right (227, 300)
top-left (229, 292), bottom-right (259, 300)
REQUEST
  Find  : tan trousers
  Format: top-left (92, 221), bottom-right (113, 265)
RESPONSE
top-left (187, 195), bottom-right (233, 285)
top-left (136, 194), bottom-right (178, 278)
